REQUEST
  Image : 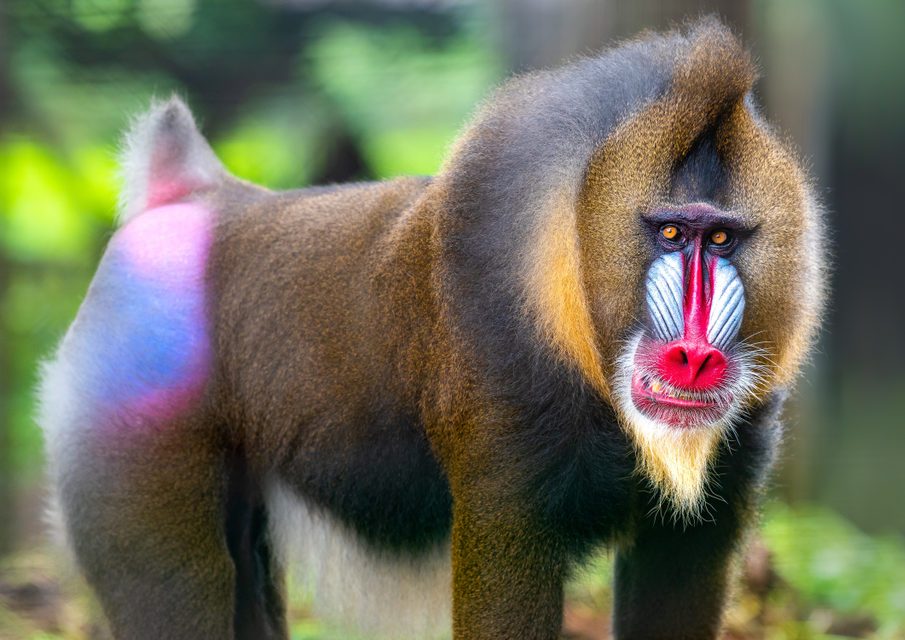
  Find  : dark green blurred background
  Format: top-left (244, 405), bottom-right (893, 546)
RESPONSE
top-left (1, 1), bottom-right (904, 638)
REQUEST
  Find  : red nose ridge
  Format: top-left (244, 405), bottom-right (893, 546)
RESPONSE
top-left (655, 340), bottom-right (727, 390)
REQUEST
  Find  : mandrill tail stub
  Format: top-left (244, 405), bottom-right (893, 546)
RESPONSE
top-left (118, 95), bottom-right (228, 224)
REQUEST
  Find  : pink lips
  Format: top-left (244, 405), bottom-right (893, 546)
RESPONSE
top-left (632, 373), bottom-right (719, 409)
top-left (630, 376), bottom-right (729, 428)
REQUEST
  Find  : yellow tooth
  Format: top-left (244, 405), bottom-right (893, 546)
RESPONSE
top-left (651, 380), bottom-right (662, 393)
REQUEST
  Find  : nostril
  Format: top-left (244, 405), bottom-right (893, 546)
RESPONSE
top-left (693, 349), bottom-right (727, 387)
top-left (662, 345), bottom-right (688, 370)
top-left (655, 342), bottom-right (727, 390)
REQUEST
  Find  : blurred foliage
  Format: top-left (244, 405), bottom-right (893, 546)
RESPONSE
top-left (761, 504), bottom-right (905, 638)
top-left (305, 21), bottom-right (497, 174)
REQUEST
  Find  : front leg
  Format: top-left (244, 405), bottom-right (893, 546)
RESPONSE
top-left (613, 394), bottom-right (783, 639)
top-left (451, 491), bottom-right (566, 640)
top-left (612, 512), bottom-right (742, 640)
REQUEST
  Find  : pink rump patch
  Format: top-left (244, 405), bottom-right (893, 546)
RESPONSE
top-left (116, 202), bottom-right (213, 282)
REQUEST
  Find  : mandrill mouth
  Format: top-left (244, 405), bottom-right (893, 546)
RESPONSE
top-left (632, 371), bottom-right (730, 408)
top-left (627, 335), bottom-right (736, 428)
top-left (630, 370), bottom-right (733, 428)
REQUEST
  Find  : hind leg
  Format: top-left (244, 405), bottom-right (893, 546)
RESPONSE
top-left (56, 415), bottom-right (240, 639)
top-left (226, 462), bottom-right (289, 640)
top-left (39, 96), bottom-right (288, 638)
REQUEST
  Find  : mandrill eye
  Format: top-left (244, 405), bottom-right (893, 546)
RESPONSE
top-left (660, 224), bottom-right (681, 241)
top-left (710, 229), bottom-right (731, 246)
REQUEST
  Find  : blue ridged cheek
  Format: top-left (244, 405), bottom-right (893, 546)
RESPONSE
top-left (706, 257), bottom-right (745, 350)
top-left (645, 252), bottom-right (686, 342)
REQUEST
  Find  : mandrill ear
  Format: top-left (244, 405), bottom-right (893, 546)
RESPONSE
top-left (118, 95), bottom-right (227, 224)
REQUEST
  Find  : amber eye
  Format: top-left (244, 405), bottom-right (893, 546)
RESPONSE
top-left (660, 224), bottom-right (680, 241)
top-left (710, 230), bottom-right (730, 246)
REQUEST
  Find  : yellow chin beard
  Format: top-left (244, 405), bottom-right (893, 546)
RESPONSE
top-left (628, 420), bottom-right (726, 520)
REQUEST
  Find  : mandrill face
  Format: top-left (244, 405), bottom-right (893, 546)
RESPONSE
top-left (604, 203), bottom-right (778, 518)
top-left (568, 57), bottom-right (826, 516)
top-left (627, 202), bottom-right (758, 431)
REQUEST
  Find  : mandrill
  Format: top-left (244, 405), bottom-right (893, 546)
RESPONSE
top-left (38, 18), bottom-right (826, 640)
